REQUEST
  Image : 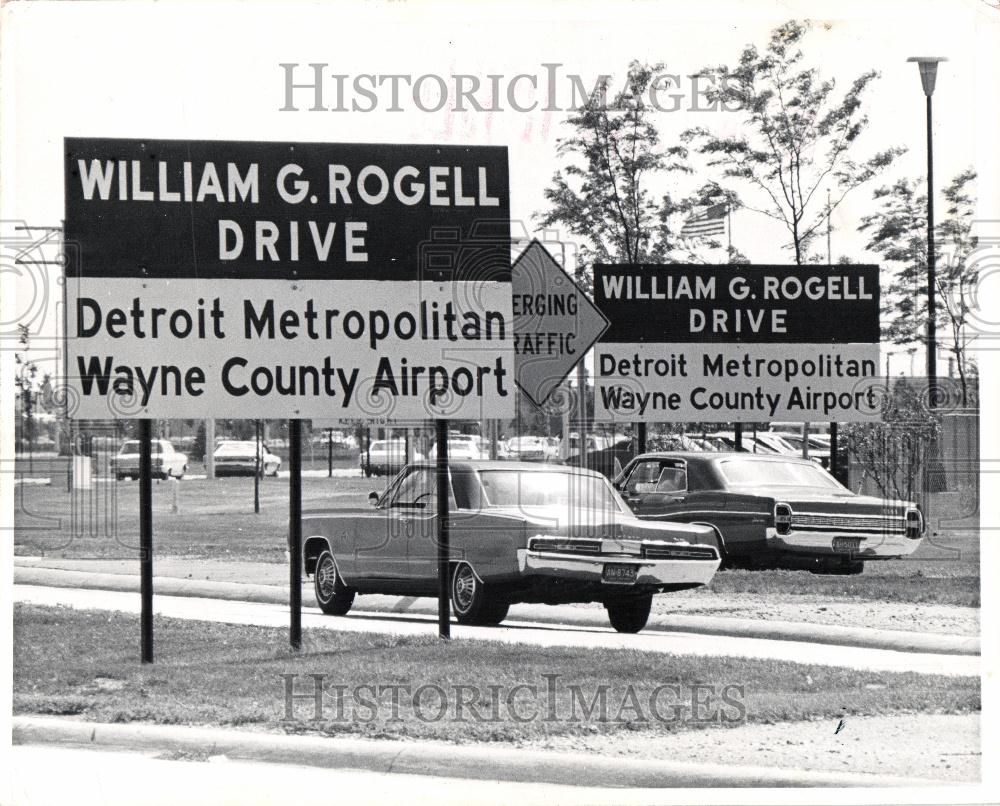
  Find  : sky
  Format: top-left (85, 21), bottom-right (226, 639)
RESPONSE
top-left (2, 0), bottom-right (998, 382)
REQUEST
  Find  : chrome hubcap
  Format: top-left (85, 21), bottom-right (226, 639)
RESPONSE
top-left (317, 558), bottom-right (337, 599)
top-left (453, 566), bottom-right (476, 610)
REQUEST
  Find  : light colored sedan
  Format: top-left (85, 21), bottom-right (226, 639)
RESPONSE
top-left (213, 440), bottom-right (282, 477)
top-left (303, 461), bottom-right (721, 633)
top-left (113, 439), bottom-right (188, 480)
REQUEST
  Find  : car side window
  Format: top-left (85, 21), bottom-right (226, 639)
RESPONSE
top-left (387, 468), bottom-right (436, 509)
top-left (624, 461), bottom-right (664, 494)
top-left (654, 463), bottom-right (687, 493)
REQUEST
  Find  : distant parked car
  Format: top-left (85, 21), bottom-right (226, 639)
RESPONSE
top-left (506, 435), bottom-right (549, 462)
top-left (113, 439), bottom-right (188, 480)
top-left (303, 461), bottom-right (721, 633)
top-left (213, 440), bottom-right (281, 477)
top-left (614, 452), bottom-right (925, 574)
top-left (361, 439), bottom-right (423, 476)
top-left (427, 434), bottom-right (487, 461)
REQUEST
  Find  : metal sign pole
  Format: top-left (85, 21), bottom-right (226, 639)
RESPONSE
top-left (327, 429), bottom-right (334, 478)
top-left (254, 419), bottom-right (261, 514)
top-left (435, 419), bottom-right (450, 639)
top-left (636, 422), bottom-right (647, 455)
top-left (139, 418), bottom-right (154, 664)
top-left (734, 422), bottom-right (743, 452)
top-left (829, 422), bottom-right (839, 480)
top-left (288, 418), bottom-right (302, 650)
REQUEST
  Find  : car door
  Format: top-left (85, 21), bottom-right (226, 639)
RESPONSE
top-left (402, 467), bottom-right (447, 587)
top-left (355, 467), bottom-right (425, 579)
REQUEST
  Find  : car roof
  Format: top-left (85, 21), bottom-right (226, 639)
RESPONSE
top-left (632, 451), bottom-right (817, 464)
top-left (407, 460), bottom-right (605, 477)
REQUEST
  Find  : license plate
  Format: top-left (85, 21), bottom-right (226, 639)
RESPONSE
top-left (833, 537), bottom-right (863, 552)
top-left (602, 563), bottom-right (638, 585)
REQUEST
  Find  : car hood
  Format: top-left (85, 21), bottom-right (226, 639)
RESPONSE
top-left (488, 505), bottom-right (718, 547)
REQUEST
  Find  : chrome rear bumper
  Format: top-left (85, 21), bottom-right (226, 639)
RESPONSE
top-left (516, 548), bottom-right (720, 587)
top-left (765, 527), bottom-right (922, 558)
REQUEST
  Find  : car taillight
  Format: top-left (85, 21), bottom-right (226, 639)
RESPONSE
top-left (774, 503), bottom-right (793, 535)
top-left (905, 508), bottom-right (923, 538)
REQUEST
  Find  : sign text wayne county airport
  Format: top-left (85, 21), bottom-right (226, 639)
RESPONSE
top-left (64, 138), bottom-right (514, 420)
top-left (593, 264), bottom-right (882, 422)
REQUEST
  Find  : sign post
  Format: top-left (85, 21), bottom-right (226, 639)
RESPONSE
top-left (254, 419), bottom-right (261, 514)
top-left (288, 419), bottom-right (302, 650)
top-left (435, 420), bottom-right (450, 639)
top-left (138, 418), bottom-right (153, 663)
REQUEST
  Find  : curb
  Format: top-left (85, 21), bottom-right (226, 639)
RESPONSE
top-left (14, 565), bottom-right (980, 657)
top-left (12, 716), bottom-right (943, 788)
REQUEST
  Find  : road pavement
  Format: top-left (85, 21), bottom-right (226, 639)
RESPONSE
top-left (6, 745), bottom-right (621, 806)
top-left (14, 583), bottom-right (978, 676)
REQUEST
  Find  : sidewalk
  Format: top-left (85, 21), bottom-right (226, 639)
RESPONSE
top-left (13, 559), bottom-right (980, 656)
top-left (12, 716), bottom-right (955, 788)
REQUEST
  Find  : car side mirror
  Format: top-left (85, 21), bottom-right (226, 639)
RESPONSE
top-left (368, 491), bottom-right (380, 507)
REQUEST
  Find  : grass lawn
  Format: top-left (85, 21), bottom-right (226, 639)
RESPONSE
top-left (13, 604), bottom-right (979, 743)
top-left (14, 473), bottom-right (384, 563)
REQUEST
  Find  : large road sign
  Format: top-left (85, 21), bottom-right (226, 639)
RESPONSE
top-left (593, 264), bottom-right (882, 422)
top-left (511, 241), bottom-right (608, 408)
top-left (63, 138), bottom-right (514, 421)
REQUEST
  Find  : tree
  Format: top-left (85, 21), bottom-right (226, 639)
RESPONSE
top-left (537, 61), bottom-right (691, 275)
top-left (14, 325), bottom-right (39, 458)
top-left (860, 168), bottom-right (978, 405)
top-left (683, 20), bottom-right (904, 264)
top-left (843, 380), bottom-right (939, 502)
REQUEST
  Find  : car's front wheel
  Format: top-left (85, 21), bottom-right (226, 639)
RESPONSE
top-left (314, 551), bottom-right (355, 615)
top-left (605, 595), bottom-right (652, 633)
top-left (451, 563), bottom-right (508, 626)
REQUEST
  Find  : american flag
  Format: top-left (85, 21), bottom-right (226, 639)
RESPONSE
top-left (681, 203), bottom-right (727, 239)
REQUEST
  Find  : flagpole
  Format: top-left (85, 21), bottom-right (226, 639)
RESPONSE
top-left (727, 203), bottom-right (732, 254)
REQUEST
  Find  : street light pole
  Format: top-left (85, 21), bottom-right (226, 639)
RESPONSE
top-left (908, 56), bottom-right (947, 408)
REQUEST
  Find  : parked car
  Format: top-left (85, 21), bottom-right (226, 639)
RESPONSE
top-left (360, 439), bottom-right (424, 476)
top-left (427, 434), bottom-right (487, 461)
top-left (613, 452), bottom-right (925, 574)
top-left (113, 438), bottom-right (188, 480)
top-left (506, 435), bottom-right (549, 462)
top-left (302, 461), bottom-right (721, 633)
top-left (213, 440), bottom-right (282, 477)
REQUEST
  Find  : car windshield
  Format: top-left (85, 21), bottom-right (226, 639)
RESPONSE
top-left (478, 470), bottom-right (624, 512)
top-left (719, 458), bottom-right (843, 489)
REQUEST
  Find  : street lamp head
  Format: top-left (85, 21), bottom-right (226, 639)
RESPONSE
top-left (907, 56), bottom-right (948, 97)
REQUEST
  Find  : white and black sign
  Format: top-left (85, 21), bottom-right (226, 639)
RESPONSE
top-left (511, 241), bottom-right (608, 407)
top-left (593, 264), bottom-right (882, 422)
top-left (63, 137), bottom-right (515, 420)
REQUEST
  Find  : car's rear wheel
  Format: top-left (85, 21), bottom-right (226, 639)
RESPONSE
top-left (451, 563), bottom-right (507, 625)
top-left (605, 595), bottom-right (652, 633)
top-left (314, 550), bottom-right (355, 615)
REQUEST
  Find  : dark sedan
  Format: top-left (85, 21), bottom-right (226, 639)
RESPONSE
top-left (613, 452), bottom-right (925, 574)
